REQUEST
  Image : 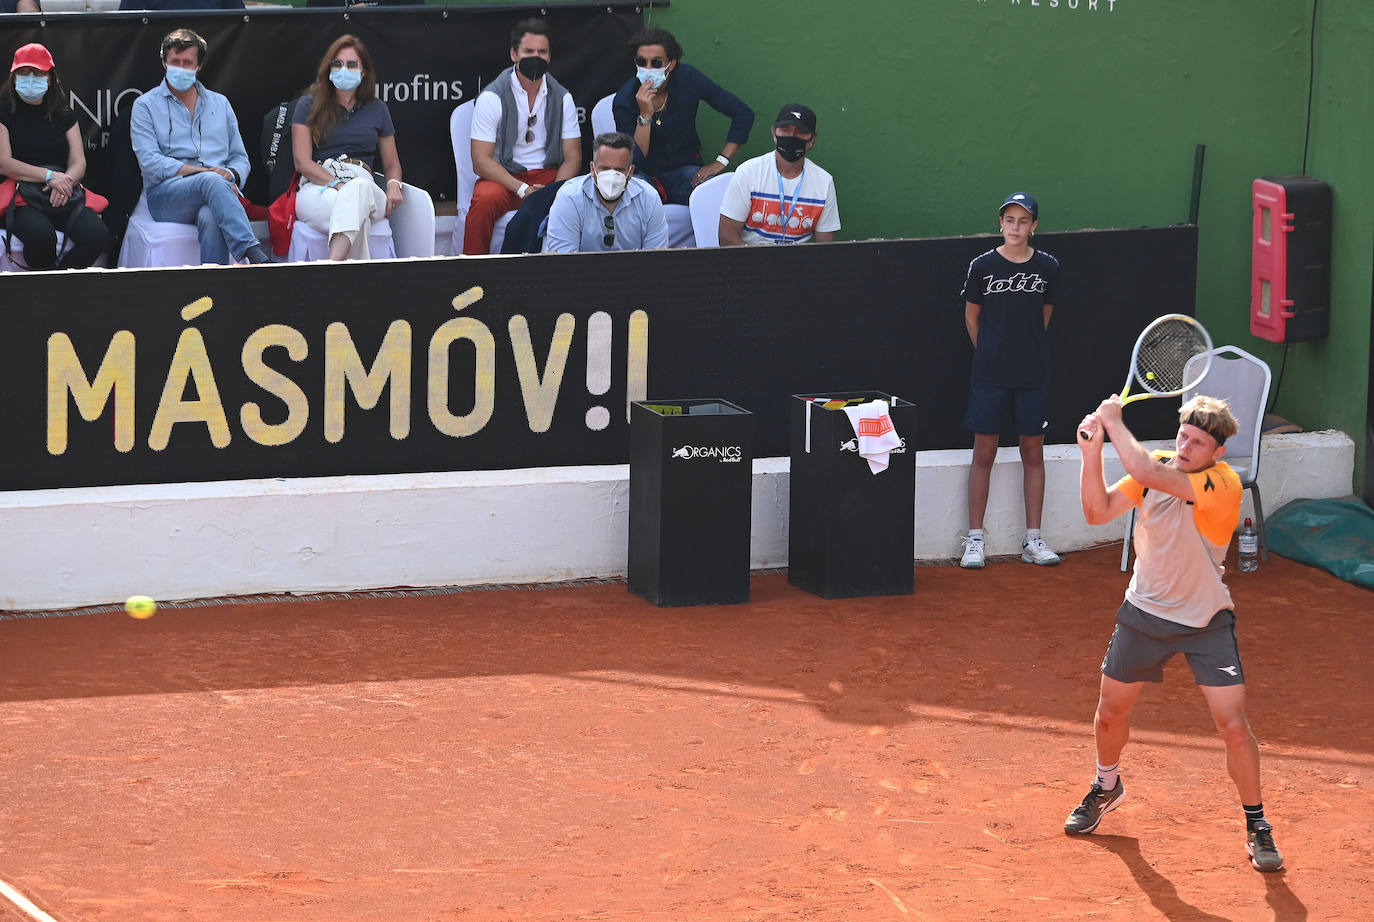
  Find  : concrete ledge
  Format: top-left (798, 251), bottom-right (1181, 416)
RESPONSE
top-left (0, 431), bottom-right (1354, 611)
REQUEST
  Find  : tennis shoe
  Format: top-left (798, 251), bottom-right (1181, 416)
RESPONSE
top-left (1021, 536), bottom-right (1061, 566)
top-left (1247, 821), bottom-right (1284, 872)
top-left (1064, 780), bottom-right (1124, 834)
top-left (959, 535), bottom-right (985, 569)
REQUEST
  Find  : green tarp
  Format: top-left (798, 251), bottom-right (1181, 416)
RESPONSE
top-left (1267, 498), bottom-right (1374, 590)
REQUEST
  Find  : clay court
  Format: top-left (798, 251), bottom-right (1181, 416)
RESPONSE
top-left (1, 544), bottom-right (1370, 921)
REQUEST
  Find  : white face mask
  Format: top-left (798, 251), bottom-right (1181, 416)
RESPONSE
top-left (594, 168), bottom-right (629, 201)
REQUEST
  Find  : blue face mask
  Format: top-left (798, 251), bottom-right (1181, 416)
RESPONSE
top-left (329, 67), bottom-right (362, 92)
top-left (165, 65), bottom-right (198, 92)
top-left (14, 74), bottom-right (48, 102)
top-left (636, 66), bottom-right (667, 90)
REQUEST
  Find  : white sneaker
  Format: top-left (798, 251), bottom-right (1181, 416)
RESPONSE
top-left (1021, 536), bottom-right (1061, 566)
top-left (960, 535), bottom-right (986, 569)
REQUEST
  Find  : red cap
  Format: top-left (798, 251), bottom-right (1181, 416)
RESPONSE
top-left (11, 43), bottom-right (55, 74)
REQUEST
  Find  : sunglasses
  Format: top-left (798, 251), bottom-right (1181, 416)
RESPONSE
top-left (634, 56), bottom-right (667, 69)
top-left (523, 113), bottom-right (538, 144)
top-left (602, 214), bottom-right (615, 248)
top-left (329, 59), bottom-right (362, 71)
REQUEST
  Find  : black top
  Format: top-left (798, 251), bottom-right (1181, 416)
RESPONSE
top-left (961, 247), bottom-right (1062, 389)
top-left (0, 99), bottom-right (76, 170)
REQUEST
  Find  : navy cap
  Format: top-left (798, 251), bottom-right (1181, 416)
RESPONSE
top-left (1000, 192), bottom-right (1038, 218)
top-left (773, 104), bottom-right (818, 134)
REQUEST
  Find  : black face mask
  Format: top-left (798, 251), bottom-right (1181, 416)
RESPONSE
top-left (775, 135), bottom-right (808, 163)
top-left (517, 55), bottom-right (549, 80)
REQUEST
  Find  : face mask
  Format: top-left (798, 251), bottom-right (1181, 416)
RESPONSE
top-left (775, 135), bottom-right (808, 163)
top-left (594, 168), bottom-right (628, 201)
top-left (636, 66), bottom-right (667, 90)
top-left (14, 75), bottom-right (48, 102)
top-left (330, 67), bottom-right (362, 92)
top-left (517, 55), bottom-right (549, 81)
top-left (165, 65), bottom-right (198, 92)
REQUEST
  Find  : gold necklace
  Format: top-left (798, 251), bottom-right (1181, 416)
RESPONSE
top-left (653, 93), bottom-right (668, 126)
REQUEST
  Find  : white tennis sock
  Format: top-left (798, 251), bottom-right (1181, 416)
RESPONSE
top-left (1096, 761), bottom-right (1120, 791)
top-left (1026, 528), bottom-right (1042, 542)
top-left (969, 528), bottom-right (984, 540)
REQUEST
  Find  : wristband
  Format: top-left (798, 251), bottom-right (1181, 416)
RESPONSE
top-left (327, 179), bottom-right (342, 189)
top-left (516, 183), bottom-right (530, 198)
top-left (715, 155), bottom-right (730, 167)
top-left (44, 169), bottom-right (53, 183)
top-left (386, 178), bottom-right (403, 186)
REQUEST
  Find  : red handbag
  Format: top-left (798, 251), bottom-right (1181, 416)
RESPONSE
top-left (267, 173), bottom-right (299, 257)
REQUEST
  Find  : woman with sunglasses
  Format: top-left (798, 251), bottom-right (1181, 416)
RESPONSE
top-left (291, 34), bottom-right (402, 260)
top-left (0, 43), bottom-right (110, 269)
top-left (611, 28), bottom-right (753, 206)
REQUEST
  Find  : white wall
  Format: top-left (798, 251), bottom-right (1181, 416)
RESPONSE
top-left (0, 431), bottom-right (1354, 611)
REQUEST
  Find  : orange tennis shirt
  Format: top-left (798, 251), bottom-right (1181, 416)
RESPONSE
top-left (1112, 451), bottom-right (1243, 628)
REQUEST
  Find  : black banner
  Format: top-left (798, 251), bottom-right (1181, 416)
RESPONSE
top-left (0, 3), bottom-right (643, 202)
top-left (3, 227), bottom-right (1195, 491)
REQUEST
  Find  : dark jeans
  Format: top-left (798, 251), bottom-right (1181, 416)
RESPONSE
top-left (6, 204), bottom-right (111, 269)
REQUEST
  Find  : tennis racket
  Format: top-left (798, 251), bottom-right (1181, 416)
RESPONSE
top-left (1079, 313), bottom-right (1214, 439)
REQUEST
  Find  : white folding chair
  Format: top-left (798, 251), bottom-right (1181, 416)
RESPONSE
top-left (449, 100), bottom-right (511, 255)
top-left (1121, 345), bottom-right (1273, 570)
top-left (688, 172), bottom-right (733, 248)
top-left (287, 217), bottom-right (394, 263)
top-left (118, 191), bottom-right (203, 268)
top-left (390, 182), bottom-right (436, 258)
top-left (592, 92), bottom-right (693, 248)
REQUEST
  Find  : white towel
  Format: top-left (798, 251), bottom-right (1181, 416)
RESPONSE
top-left (842, 399), bottom-right (903, 473)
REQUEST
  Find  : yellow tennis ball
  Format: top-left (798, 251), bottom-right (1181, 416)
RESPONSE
top-left (125, 595), bottom-right (157, 619)
top-left (1146, 371), bottom-right (1156, 380)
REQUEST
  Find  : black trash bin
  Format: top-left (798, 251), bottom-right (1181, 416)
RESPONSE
top-left (788, 391), bottom-right (916, 598)
top-left (629, 399), bottom-right (754, 606)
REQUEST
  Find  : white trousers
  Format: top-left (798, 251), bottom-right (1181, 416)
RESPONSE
top-left (294, 160), bottom-right (386, 260)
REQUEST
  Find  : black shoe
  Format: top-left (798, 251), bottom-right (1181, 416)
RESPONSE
top-left (1247, 821), bottom-right (1284, 872)
top-left (1064, 780), bottom-right (1125, 834)
top-left (243, 244), bottom-right (274, 264)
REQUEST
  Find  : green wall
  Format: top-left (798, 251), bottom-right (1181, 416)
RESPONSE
top-left (437, 0), bottom-right (1370, 491)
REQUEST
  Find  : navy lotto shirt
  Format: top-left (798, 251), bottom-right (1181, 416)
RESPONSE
top-left (961, 247), bottom-right (1061, 389)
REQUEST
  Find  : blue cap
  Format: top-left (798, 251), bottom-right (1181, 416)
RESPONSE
top-left (1000, 192), bottom-right (1038, 218)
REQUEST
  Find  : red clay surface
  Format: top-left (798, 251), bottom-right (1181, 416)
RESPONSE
top-left (1, 544), bottom-right (1370, 921)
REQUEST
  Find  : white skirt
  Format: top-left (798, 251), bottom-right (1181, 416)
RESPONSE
top-left (294, 159), bottom-right (387, 260)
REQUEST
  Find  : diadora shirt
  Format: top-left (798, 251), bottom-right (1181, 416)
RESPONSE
top-left (1113, 451), bottom-right (1243, 628)
top-left (961, 247), bottom-right (1061, 388)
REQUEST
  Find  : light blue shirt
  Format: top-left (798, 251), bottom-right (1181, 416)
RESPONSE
top-left (542, 174), bottom-right (669, 253)
top-left (130, 79), bottom-right (251, 191)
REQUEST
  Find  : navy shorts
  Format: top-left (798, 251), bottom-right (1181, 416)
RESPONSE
top-left (964, 383), bottom-right (1050, 437)
top-left (1100, 601), bottom-right (1245, 686)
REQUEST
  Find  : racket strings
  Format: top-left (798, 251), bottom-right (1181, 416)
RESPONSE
top-left (1135, 324), bottom-right (1208, 393)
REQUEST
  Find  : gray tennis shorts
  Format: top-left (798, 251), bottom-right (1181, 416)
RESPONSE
top-left (1100, 600), bottom-right (1245, 686)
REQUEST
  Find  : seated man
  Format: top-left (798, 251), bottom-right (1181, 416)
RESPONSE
top-left (718, 103), bottom-right (840, 246)
top-left (464, 17), bottom-right (581, 255)
top-left (130, 28), bottom-right (270, 265)
top-left (542, 132), bottom-right (668, 253)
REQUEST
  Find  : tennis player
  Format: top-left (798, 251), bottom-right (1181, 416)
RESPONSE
top-left (1067, 393), bottom-right (1283, 872)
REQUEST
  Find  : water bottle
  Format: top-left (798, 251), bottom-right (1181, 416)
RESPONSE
top-left (1238, 518), bottom-right (1259, 572)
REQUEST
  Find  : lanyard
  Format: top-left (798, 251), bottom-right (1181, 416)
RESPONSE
top-left (775, 166), bottom-right (805, 229)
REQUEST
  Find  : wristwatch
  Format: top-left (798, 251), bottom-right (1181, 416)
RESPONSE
top-left (635, 114), bottom-right (651, 127)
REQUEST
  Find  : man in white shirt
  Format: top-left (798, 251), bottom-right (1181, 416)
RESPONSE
top-left (464, 17), bottom-right (582, 255)
top-left (718, 103), bottom-right (840, 246)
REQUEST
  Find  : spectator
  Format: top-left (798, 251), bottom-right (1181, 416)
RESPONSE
top-left (542, 132), bottom-right (667, 253)
top-left (718, 104), bottom-right (840, 246)
top-left (464, 17), bottom-right (581, 256)
top-left (611, 27), bottom-right (752, 206)
top-left (291, 34), bottom-right (402, 261)
top-left (119, 0), bottom-right (245, 10)
top-left (0, 42), bottom-right (111, 269)
top-left (130, 29), bottom-right (270, 265)
top-left (1, 1), bottom-right (41, 12)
